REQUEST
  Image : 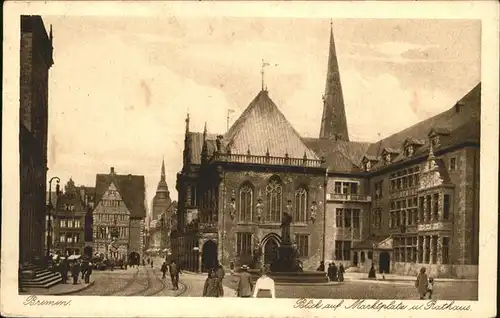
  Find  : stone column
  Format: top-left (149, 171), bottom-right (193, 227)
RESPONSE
top-left (429, 236), bottom-right (435, 264)
top-left (422, 236), bottom-right (427, 263)
top-left (437, 236), bottom-right (442, 264)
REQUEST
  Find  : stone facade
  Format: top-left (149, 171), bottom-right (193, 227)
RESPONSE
top-left (19, 15), bottom-right (53, 264)
top-left (172, 25), bottom-right (480, 279)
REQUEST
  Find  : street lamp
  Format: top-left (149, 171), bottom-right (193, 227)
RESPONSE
top-left (47, 177), bottom-right (60, 257)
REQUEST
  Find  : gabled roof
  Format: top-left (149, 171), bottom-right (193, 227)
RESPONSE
top-left (224, 90), bottom-right (318, 159)
top-left (303, 138), bottom-right (371, 173)
top-left (381, 148), bottom-right (401, 155)
top-left (366, 83), bottom-right (481, 167)
top-left (94, 172), bottom-right (146, 218)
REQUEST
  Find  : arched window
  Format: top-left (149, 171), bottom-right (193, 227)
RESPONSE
top-left (294, 187), bottom-right (307, 222)
top-left (266, 177), bottom-right (282, 222)
top-left (239, 183), bottom-right (253, 221)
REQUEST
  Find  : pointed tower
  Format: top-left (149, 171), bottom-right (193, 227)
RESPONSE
top-left (152, 158), bottom-right (171, 220)
top-left (319, 22), bottom-right (349, 141)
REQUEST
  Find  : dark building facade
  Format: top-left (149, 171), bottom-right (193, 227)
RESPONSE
top-left (19, 15), bottom-right (54, 264)
top-left (172, 24), bottom-right (480, 278)
top-left (51, 179), bottom-right (94, 256)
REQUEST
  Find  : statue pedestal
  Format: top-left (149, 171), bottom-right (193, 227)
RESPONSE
top-left (272, 244), bottom-right (297, 272)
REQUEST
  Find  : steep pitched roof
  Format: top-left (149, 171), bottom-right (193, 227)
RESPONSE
top-left (304, 138), bottom-right (371, 173)
top-left (366, 83), bottom-right (481, 162)
top-left (94, 172), bottom-right (146, 218)
top-left (224, 90), bottom-right (318, 159)
top-left (188, 132), bottom-right (218, 164)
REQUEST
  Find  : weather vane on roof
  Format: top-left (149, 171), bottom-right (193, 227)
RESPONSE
top-left (261, 59), bottom-right (278, 91)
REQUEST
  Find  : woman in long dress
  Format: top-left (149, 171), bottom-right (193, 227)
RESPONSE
top-left (203, 269), bottom-right (221, 297)
top-left (415, 267), bottom-right (429, 299)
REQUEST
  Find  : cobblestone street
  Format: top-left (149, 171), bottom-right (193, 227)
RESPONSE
top-left (75, 266), bottom-right (183, 296)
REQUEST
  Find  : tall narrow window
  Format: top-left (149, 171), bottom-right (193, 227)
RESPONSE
top-left (352, 209), bottom-right (360, 228)
top-left (294, 188), bottom-right (307, 222)
top-left (344, 209), bottom-right (352, 228)
top-left (335, 241), bottom-right (343, 260)
top-left (236, 232), bottom-right (252, 256)
top-left (433, 193), bottom-right (439, 220)
top-left (266, 178), bottom-right (282, 222)
top-left (418, 236), bottom-right (424, 263)
top-left (336, 209), bottom-right (343, 227)
top-left (239, 183), bottom-right (253, 221)
top-left (431, 236), bottom-right (438, 264)
top-left (426, 195), bottom-right (431, 221)
top-left (443, 194), bottom-right (450, 220)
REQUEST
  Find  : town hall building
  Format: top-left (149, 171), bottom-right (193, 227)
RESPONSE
top-left (172, 24), bottom-right (480, 279)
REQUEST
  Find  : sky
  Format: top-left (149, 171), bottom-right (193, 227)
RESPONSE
top-left (41, 16), bottom-right (481, 215)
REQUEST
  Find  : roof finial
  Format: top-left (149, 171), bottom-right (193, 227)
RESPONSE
top-left (330, 19), bottom-right (333, 29)
top-left (203, 122), bottom-right (207, 140)
top-left (261, 59), bottom-right (271, 91)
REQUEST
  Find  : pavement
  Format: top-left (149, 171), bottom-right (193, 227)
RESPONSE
top-left (343, 271), bottom-right (478, 283)
top-left (20, 278), bottom-right (95, 296)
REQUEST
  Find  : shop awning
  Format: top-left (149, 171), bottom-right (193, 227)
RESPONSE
top-left (68, 254), bottom-right (82, 260)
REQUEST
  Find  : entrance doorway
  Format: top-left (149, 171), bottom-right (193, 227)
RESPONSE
top-left (353, 251), bottom-right (359, 266)
top-left (379, 251), bottom-right (390, 273)
top-left (129, 252), bottom-right (140, 266)
top-left (263, 236), bottom-right (280, 266)
top-left (83, 246), bottom-right (93, 257)
top-left (202, 240), bottom-right (218, 272)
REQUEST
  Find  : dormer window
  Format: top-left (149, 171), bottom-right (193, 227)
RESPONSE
top-left (385, 153), bottom-right (391, 164)
top-left (364, 161), bottom-right (371, 172)
top-left (431, 136), bottom-right (440, 148)
top-left (405, 145), bottom-right (414, 157)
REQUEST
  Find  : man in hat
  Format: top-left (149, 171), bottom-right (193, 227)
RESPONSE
top-left (237, 265), bottom-right (253, 298)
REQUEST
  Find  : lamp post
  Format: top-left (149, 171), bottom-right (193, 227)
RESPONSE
top-left (47, 177), bottom-right (60, 257)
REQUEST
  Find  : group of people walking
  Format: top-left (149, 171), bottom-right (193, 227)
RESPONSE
top-left (53, 258), bottom-right (92, 285)
top-left (317, 261), bottom-right (345, 282)
top-left (160, 260), bottom-right (181, 290)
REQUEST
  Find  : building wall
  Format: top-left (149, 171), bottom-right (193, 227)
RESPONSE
top-left (129, 218), bottom-right (144, 260)
top-left (92, 188), bottom-right (131, 259)
top-left (19, 16), bottom-right (52, 264)
top-left (217, 169), bottom-right (326, 270)
top-left (324, 176), bottom-right (371, 266)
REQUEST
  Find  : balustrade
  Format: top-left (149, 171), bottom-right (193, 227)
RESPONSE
top-left (213, 153), bottom-right (324, 168)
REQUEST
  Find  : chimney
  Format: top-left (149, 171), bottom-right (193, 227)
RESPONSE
top-left (110, 167), bottom-right (115, 175)
top-left (80, 187), bottom-right (85, 202)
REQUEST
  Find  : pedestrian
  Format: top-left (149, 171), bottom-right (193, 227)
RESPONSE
top-left (427, 277), bottom-right (434, 299)
top-left (71, 261), bottom-right (81, 285)
top-left (338, 264), bottom-right (345, 282)
top-left (368, 263), bottom-right (377, 279)
top-left (169, 260), bottom-right (180, 290)
top-left (317, 261), bottom-right (325, 272)
top-left (252, 265), bottom-right (276, 298)
top-left (151, 260), bottom-right (154, 268)
top-left (327, 263), bottom-right (334, 281)
top-left (161, 261), bottom-right (168, 279)
top-left (229, 261), bottom-right (235, 275)
top-left (215, 261), bottom-right (225, 297)
top-left (332, 262), bottom-right (338, 281)
top-left (237, 265), bottom-right (253, 298)
top-left (203, 269), bottom-right (221, 297)
top-left (415, 267), bottom-right (429, 299)
top-left (84, 263), bottom-right (93, 284)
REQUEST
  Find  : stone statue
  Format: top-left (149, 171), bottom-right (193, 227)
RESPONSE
top-left (281, 212), bottom-right (293, 245)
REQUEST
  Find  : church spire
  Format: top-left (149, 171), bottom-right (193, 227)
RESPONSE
top-left (161, 156), bottom-right (166, 182)
top-left (319, 21), bottom-right (349, 141)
